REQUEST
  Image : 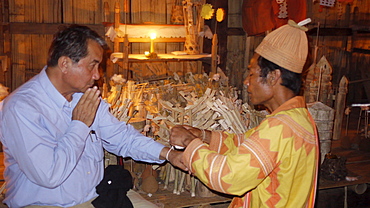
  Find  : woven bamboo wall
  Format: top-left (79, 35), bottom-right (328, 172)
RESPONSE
top-left (6, 0), bottom-right (106, 90)
top-left (7, 0), bottom-right (59, 90)
top-left (3, 0), bottom-right (206, 90)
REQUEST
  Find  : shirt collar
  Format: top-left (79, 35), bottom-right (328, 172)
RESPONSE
top-left (267, 96), bottom-right (306, 117)
top-left (38, 66), bottom-right (71, 109)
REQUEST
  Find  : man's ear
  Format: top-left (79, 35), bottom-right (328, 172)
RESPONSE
top-left (267, 69), bottom-right (281, 86)
top-left (57, 56), bottom-right (71, 74)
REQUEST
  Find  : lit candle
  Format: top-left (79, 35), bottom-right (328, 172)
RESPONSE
top-left (150, 33), bottom-right (156, 53)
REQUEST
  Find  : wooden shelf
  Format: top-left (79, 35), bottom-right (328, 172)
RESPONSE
top-left (111, 53), bottom-right (212, 63)
top-left (115, 37), bottom-right (186, 43)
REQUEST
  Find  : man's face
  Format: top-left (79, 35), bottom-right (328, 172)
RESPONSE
top-left (65, 39), bottom-right (103, 93)
top-left (244, 54), bottom-right (274, 106)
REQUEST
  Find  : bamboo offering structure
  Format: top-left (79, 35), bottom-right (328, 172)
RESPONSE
top-left (104, 73), bottom-right (266, 197)
top-left (305, 56), bottom-right (334, 107)
top-left (183, 0), bottom-right (205, 54)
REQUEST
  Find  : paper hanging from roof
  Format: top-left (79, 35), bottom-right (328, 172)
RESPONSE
top-left (105, 24), bottom-right (186, 42)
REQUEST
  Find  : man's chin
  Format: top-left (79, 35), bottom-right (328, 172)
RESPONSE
top-left (250, 99), bottom-right (259, 106)
top-left (85, 84), bottom-right (95, 90)
top-left (248, 95), bottom-right (254, 104)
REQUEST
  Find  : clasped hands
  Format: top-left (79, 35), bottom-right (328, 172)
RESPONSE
top-left (72, 86), bottom-right (101, 127)
top-left (166, 125), bottom-right (205, 171)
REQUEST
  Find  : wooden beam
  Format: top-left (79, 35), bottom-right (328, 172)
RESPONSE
top-left (353, 48), bottom-right (370, 54)
top-left (307, 27), bottom-right (352, 36)
top-left (8, 23), bottom-right (105, 35)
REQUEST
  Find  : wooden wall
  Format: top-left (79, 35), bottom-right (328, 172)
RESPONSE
top-left (1, 0), bottom-right (106, 91)
top-left (1, 0), bottom-right (370, 104)
top-left (306, 1), bottom-right (370, 104)
top-left (0, 0), bottom-right (199, 90)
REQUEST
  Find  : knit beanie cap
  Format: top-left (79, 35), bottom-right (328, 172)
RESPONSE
top-left (255, 19), bottom-right (310, 74)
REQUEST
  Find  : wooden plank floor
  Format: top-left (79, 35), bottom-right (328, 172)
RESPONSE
top-left (318, 107), bottom-right (370, 190)
top-left (319, 139), bottom-right (370, 190)
top-left (140, 183), bottom-right (232, 208)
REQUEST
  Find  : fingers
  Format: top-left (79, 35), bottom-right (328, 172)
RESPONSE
top-left (79, 86), bottom-right (100, 107)
top-left (175, 162), bottom-right (189, 172)
top-left (168, 150), bottom-right (188, 172)
top-left (169, 126), bottom-right (184, 147)
top-left (72, 86), bottom-right (101, 127)
top-left (178, 156), bottom-right (189, 172)
top-left (181, 125), bottom-right (195, 130)
top-left (170, 125), bottom-right (197, 147)
top-left (172, 159), bottom-right (188, 171)
top-left (89, 88), bottom-right (101, 111)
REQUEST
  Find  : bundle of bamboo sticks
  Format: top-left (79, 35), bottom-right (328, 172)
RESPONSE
top-left (104, 72), bottom-right (266, 196)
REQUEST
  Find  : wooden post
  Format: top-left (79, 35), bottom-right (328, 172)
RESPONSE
top-left (211, 33), bottom-right (218, 74)
top-left (114, 2), bottom-right (120, 53)
top-left (0, 0), bottom-right (6, 86)
top-left (103, 2), bottom-right (110, 23)
top-left (333, 76), bottom-right (348, 140)
top-left (112, 1), bottom-right (121, 76)
top-left (103, 2), bottom-right (112, 82)
top-left (123, 0), bottom-right (131, 25)
top-left (123, 34), bottom-right (130, 79)
top-left (205, 0), bottom-right (228, 72)
top-left (183, 0), bottom-right (200, 54)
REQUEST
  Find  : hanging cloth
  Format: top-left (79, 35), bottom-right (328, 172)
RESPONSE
top-left (272, 0), bottom-right (307, 28)
top-left (242, 0), bottom-right (307, 36)
top-left (242, 0), bottom-right (275, 36)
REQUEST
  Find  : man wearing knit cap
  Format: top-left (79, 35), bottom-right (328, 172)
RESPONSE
top-left (170, 19), bottom-right (319, 208)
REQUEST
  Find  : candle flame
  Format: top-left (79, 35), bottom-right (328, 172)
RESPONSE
top-left (150, 33), bottom-right (157, 40)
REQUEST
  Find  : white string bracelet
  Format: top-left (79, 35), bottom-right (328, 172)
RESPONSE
top-left (201, 128), bottom-right (206, 142)
top-left (165, 146), bottom-right (174, 161)
top-left (173, 145), bottom-right (185, 150)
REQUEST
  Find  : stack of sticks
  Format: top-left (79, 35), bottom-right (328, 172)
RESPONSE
top-left (104, 72), bottom-right (266, 196)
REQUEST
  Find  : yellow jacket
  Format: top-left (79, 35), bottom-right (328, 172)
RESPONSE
top-left (182, 96), bottom-right (319, 208)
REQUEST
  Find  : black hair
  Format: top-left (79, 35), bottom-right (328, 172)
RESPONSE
top-left (47, 24), bottom-right (107, 67)
top-left (258, 56), bottom-right (302, 95)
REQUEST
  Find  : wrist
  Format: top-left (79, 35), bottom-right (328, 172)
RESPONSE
top-left (201, 129), bottom-right (210, 144)
top-left (201, 128), bottom-right (206, 141)
top-left (165, 146), bottom-right (174, 161)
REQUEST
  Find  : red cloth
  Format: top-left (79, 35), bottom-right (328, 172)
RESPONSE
top-left (242, 0), bottom-right (307, 36)
top-left (242, 0), bottom-right (275, 36)
top-left (338, 0), bottom-right (354, 2)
